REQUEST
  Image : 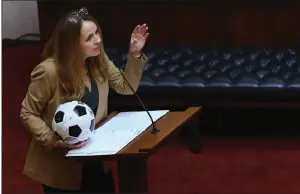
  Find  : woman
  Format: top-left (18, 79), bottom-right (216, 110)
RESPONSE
top-left (20, 7), bottom-right (149, 193)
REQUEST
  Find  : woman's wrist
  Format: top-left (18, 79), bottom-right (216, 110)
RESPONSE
top-left (130, 51), bottom-right (142, 58)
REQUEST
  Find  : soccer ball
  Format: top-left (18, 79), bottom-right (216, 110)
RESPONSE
top-left (52, 101), bottom-right (96, 144)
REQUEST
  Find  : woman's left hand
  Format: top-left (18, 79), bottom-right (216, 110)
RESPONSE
top-left (129, 24), bottom-right (149, 56)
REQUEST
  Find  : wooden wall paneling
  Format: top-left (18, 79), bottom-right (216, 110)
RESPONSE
top-left (37, 0), bottom-right (300, 48)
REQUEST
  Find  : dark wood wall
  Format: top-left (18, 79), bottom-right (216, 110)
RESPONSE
top-left (37, 0), bottom-right (300, 48)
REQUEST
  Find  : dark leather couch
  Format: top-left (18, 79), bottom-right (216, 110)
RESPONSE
top-left (106, 45), bottom-right (300, 110)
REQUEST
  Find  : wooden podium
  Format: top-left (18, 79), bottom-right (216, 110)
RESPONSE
top-left (70, 107), bottom-right (201, 193)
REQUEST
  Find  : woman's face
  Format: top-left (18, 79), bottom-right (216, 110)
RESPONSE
top-left (79, 20), bottom-right (101, 59)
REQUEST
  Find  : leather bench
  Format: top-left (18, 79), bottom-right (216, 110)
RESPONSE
top-left (106, 45), bottom-right (300, 110)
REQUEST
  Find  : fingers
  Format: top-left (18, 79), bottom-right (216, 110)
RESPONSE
top-left (140, 24), bottom-right (148, 35)
top-left (54, 139), bottom-right (89, 149)
top-left (69, 139), bottom-right (89, 149)
top-left (54, 140), bottom-right (64, 148)
top-left (70, 140), bottom-right (88, 149)
top-left (133, 24), bottom-right (149, 36)
top-left (144, 32), bottom-right (149, 40)
top-left (133, 25), bottom-right (141, 34)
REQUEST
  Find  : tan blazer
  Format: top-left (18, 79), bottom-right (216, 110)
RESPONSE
top-left (20, 53), bottom-right (148, 190)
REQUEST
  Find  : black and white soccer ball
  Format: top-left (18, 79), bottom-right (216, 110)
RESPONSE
top-left (52, 101), bottom-right (96, 144)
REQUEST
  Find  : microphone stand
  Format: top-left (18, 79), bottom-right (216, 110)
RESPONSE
top-left (117, 67), bottom-right (160, 135)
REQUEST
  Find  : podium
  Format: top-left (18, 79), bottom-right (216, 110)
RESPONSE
top-left (69, 107), bottom-right (201, 193)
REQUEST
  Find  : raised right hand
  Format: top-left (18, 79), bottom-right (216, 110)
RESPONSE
top-left (54, 139), bottom-right (89, 149)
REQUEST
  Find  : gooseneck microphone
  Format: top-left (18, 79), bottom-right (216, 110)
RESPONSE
top-left (117, 66), bottom-right (160, 135)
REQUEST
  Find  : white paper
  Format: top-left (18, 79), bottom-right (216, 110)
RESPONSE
top-left (66, 110), bottom-right (169, 157)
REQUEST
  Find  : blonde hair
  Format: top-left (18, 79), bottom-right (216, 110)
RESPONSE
top-left (42, 8), bottom-right (109, 100)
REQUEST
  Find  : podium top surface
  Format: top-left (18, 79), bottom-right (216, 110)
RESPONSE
top-left (68, 107), bottom-right (201, 160)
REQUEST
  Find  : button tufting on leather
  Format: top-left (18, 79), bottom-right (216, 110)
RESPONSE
top-left (106, 46), bottom-right (300, 91)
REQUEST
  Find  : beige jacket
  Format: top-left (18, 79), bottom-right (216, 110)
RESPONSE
top-left (20, 53), bottom-right (148, 190)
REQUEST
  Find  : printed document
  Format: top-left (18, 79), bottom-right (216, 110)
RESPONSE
top-left (66, 110), bottom-right (169, 157)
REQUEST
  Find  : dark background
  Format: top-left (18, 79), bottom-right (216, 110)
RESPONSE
top-left (37, 0), bottom-right (300, 48)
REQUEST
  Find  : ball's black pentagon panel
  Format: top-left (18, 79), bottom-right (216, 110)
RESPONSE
top-left (90, 119), bottom-right (95, 131)
top-left (73, 105), bottom-right (87, 116)
top-left (68, 125), bottom-right (82, 137)
top-left (54, 111), bottom-right (64, 123)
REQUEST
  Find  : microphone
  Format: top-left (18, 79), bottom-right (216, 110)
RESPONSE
top-left (117, 66), bottom-right (160, 135)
